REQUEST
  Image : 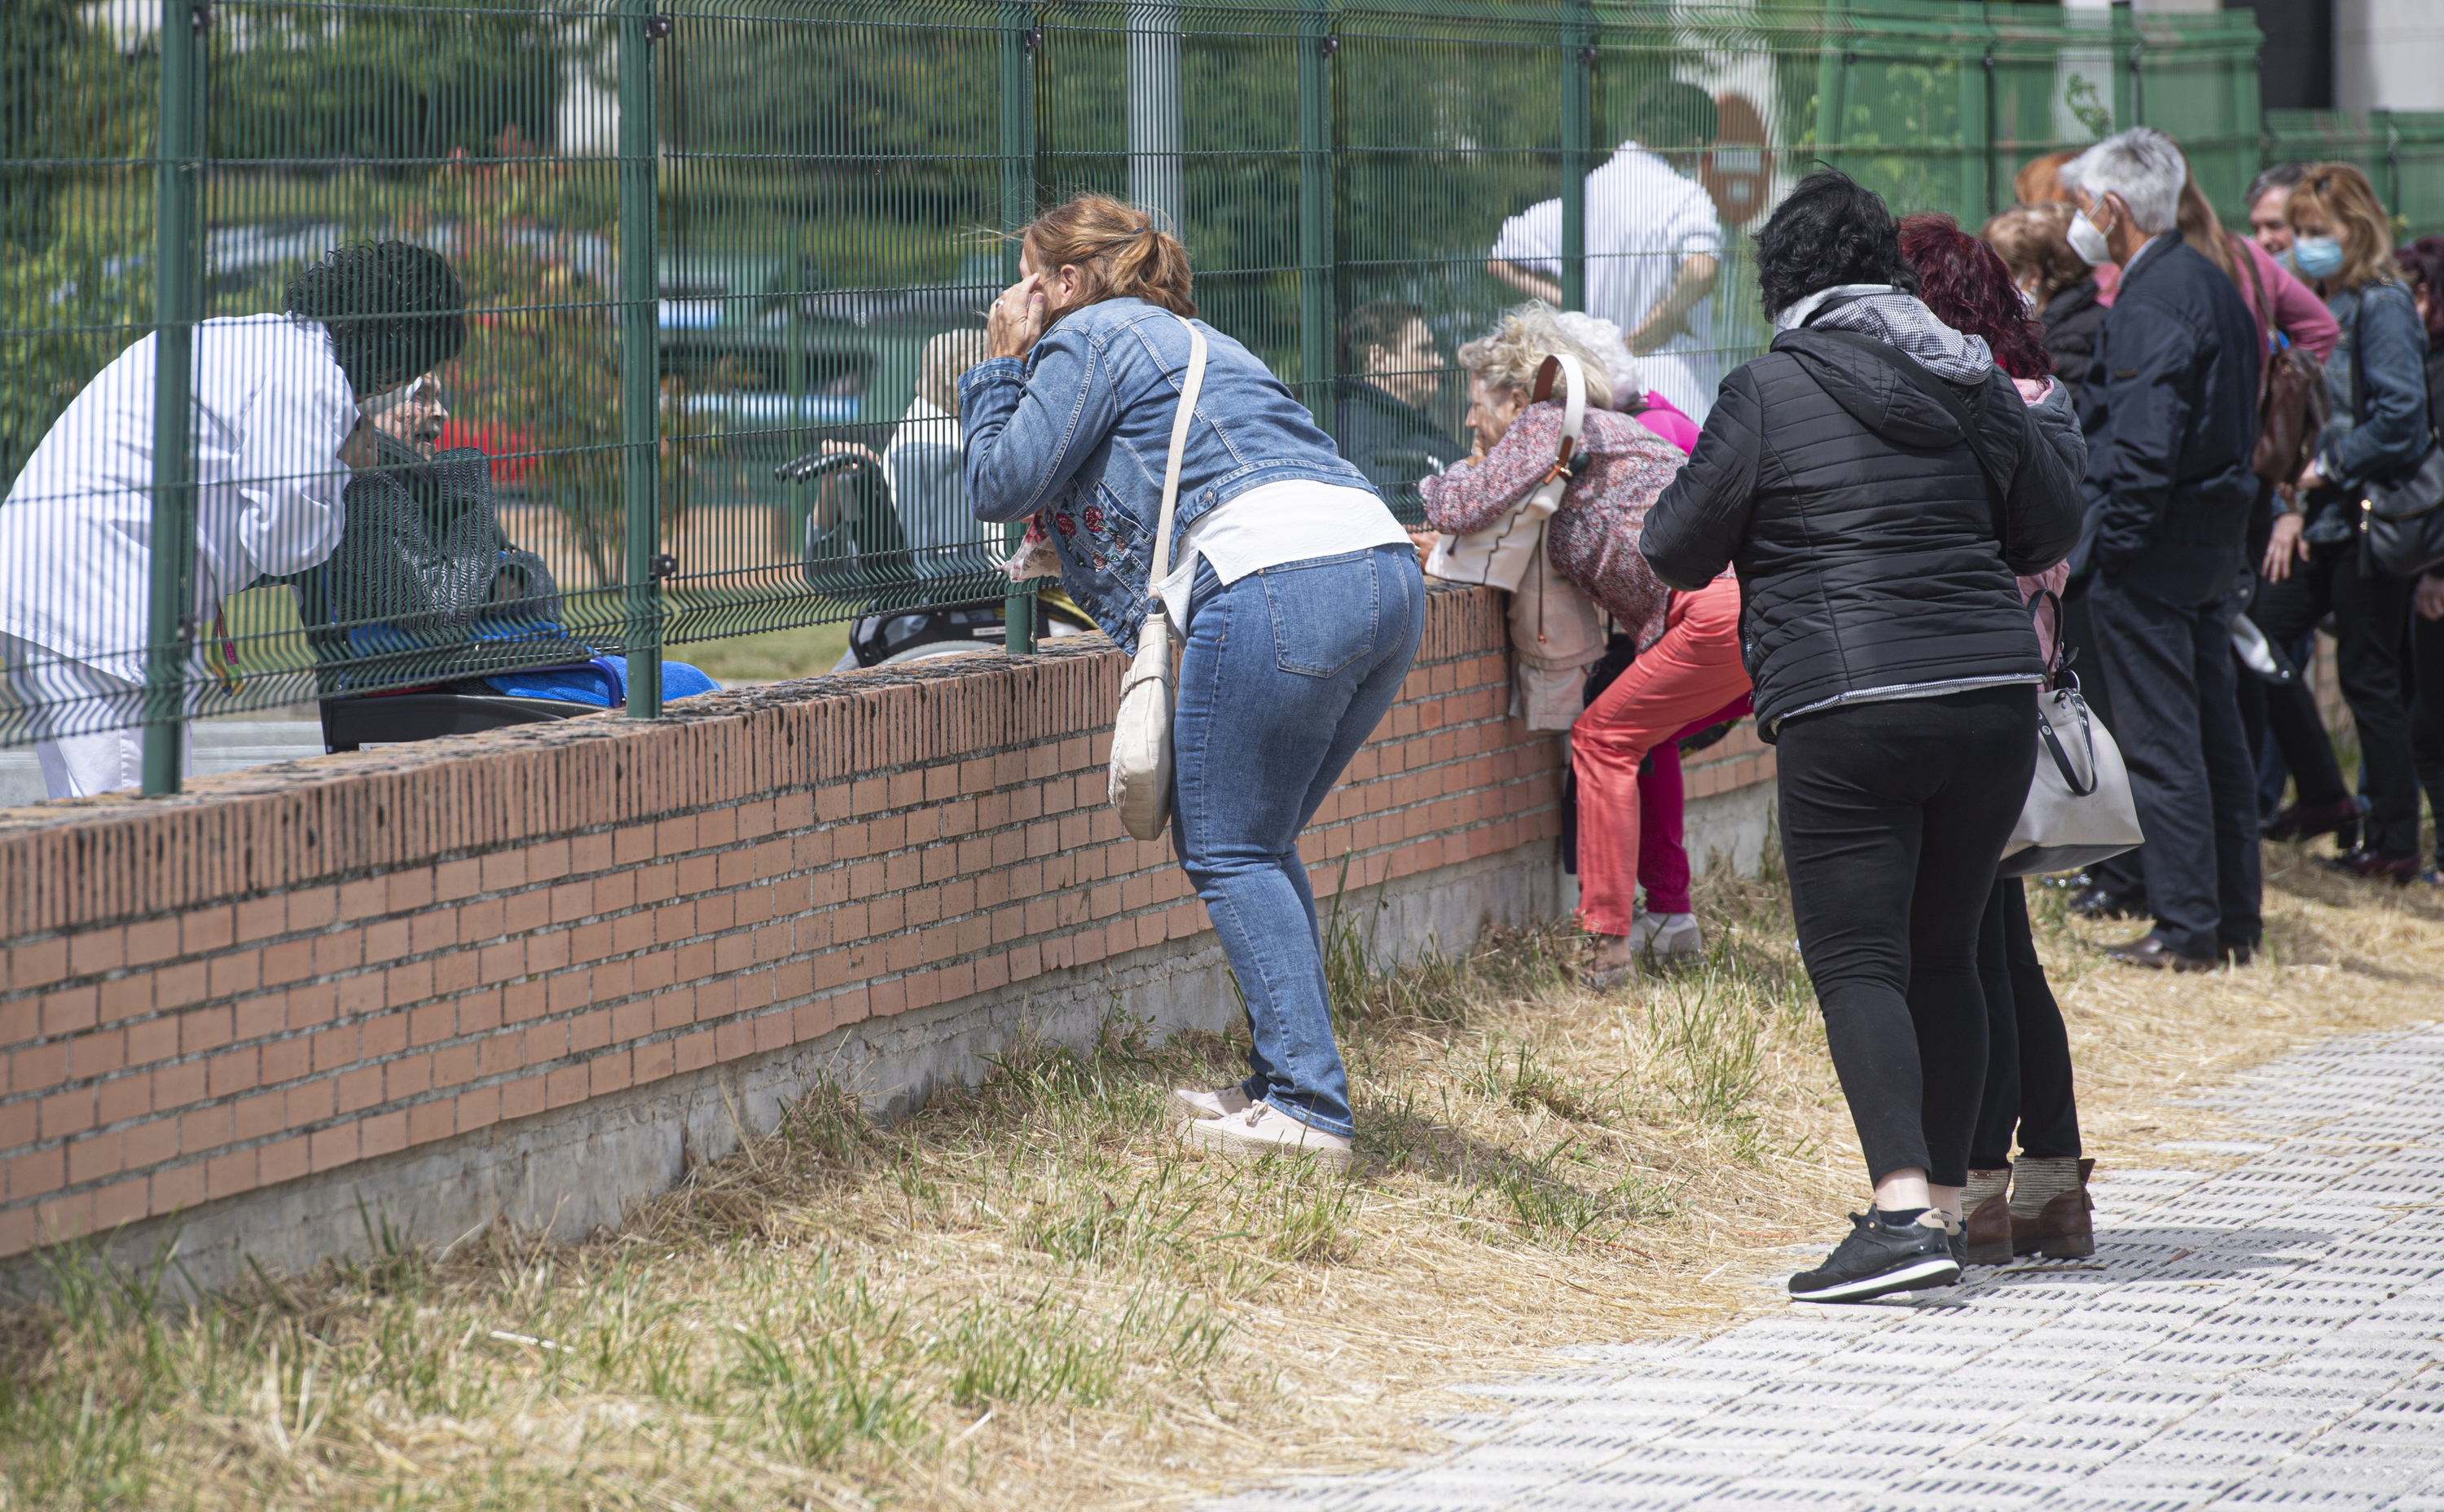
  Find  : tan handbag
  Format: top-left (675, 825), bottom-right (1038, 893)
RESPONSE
top-left (1106, 319), bottom-right (1210, 842)
top-left (1470, 353), bottom-right (1609, 731)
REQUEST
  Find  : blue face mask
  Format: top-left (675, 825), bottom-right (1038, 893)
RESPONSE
top-left (2292, 235), bottom-right (2345, 279)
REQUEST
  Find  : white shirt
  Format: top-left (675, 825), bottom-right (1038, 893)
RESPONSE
top-left (0, 314), bottom-right (357, 682)
top-left (1491, 142), bottom-right (1726, 421)
top-left (1156, 480), bottom-right (1412, 635)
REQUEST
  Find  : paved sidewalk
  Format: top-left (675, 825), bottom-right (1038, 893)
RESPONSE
top-left (1226, 1022), bottom-right (2444, 1511)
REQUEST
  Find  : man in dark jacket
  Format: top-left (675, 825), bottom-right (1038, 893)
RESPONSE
top-left (2066, 128), bottom-right (2265, 970)
top-left (1334, 301), bottom-right (1460, 524)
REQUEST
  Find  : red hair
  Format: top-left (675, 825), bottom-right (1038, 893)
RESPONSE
top-left (1897, 212), bottom-right (2053, 381)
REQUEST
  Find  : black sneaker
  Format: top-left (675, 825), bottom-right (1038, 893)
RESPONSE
top-left (1789, 1209), bottom-right (1963, 1303)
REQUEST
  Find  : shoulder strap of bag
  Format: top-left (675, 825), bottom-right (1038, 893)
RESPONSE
top-left (1804, 327), bottom-right (2012, 538)
top-left (2234, 235), bottom-right (2280, 408)
top-left (1529, 351), bottom-right (1589, 474)
top-left (1145, 318), bottom-right (1212, 597)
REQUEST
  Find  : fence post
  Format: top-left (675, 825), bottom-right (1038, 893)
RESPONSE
top-left (143, 0), bottom-right (204, 796)
top-left (1561, 2), bottom-right (1591, 313)
top-left (620, 0), bottom-right (663, 718)
top-left (1297, 0), bottom-right (1334, 434)
top-left (1960, 26), bottom-right (1992, 227)
top-left (1127, 0), bottom-right (1185, 233)
top-left (1813, 0), bottom-right (1847, 179)
top-left (1000, 1), bottom-right (1037, 657)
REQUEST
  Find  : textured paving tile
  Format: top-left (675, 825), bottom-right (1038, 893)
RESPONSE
top-left (1217, 1022), bottom-right (2444, 1512)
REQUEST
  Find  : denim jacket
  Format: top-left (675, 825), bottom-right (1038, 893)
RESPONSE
top-left (2320, 281), bottom-right (2433, 490)
top-left (959, 297), bottom-right (1372, 644)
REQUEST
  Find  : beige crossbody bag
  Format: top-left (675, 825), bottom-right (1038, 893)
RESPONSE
top-left (1107, 319), bottom-right (1210, 842)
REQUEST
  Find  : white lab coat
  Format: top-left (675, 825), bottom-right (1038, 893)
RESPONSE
top-left (0, 314), bottom-right (357, 686)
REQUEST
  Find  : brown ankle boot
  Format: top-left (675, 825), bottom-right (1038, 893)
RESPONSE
top-left (2009, 1156), bottom-right (2095, 1259)
top-left (1962, 1167), bottom-right (2013, 1264)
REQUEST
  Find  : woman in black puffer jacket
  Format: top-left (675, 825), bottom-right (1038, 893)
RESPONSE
top-left (1643, 171), bottom-right (2083, 1305)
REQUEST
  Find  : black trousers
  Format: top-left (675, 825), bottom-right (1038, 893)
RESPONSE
top-left (2061, 579), bottom-right (2148, 908)
top-left (1970, 878), bottom-right (2081, 1168)
top-left (2090, 576), bottom-right (2264, 959)
top-left (2253, 541), bottom-right (2420, 857)
top-left (1778, 686), bottom-right (2037, 1189)
top-left (2410, 605), bottom-right (2444, 868)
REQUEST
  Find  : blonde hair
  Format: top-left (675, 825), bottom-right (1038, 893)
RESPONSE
top-left (1981, 202), bottom-right (2086, 306)
top-left (2014, 149), bottom-right (2080, 207)
top-left (2287, 161), bottom-right (2398, 290)
top-left (1453, 302), bottom-right (1617, 410)
top-left (1021, 193), bottom-right (1196, 317)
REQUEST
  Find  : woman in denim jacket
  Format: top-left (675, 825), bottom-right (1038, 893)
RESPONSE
top-left (2259, 163), bottom-right (2434, 879)
top-left (960, 194), bottom-right (1425, 1169)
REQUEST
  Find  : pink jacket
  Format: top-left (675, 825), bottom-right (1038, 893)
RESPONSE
top-left (2097, 234), bottom-right (2340, 363)
top-left (1629, 391), bottom-right (1700, 455)
top-left (2231, 234), bottom-right (2340, 360)
top-left (2011, 376), bottom-right (2071, 665)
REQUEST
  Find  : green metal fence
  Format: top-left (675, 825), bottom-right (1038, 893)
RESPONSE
top-left (2264, 109), bottom-right (2444, 242)
top-left (2, 0), bottom-right (2280, 794)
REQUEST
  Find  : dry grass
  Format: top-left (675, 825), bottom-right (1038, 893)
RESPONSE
top-left (3, 836), bottom-right (2438, 1510)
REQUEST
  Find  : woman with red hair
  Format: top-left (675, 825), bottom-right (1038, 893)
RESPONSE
top-left (1897, 213), bottom-right (2099, 1266)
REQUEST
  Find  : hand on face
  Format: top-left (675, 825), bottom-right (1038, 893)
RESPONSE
top-left (987, 271), bottom-right (1049, 359)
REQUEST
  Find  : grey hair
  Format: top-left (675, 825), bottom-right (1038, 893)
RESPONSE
top-left (1453, 301), bottom-right (1618, 410)
top-left (2063, 128), bottom-right (2186, 235)
top-left (2246, 160), bottom-right (2307, 209)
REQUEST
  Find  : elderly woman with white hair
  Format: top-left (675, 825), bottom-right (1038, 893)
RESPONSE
top-left (1422, 303), bottom-right (1746, 982)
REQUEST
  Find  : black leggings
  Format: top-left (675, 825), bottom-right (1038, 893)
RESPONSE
top-left (1970, 878), bottom-right (2081, 1168)
top-left (1777, 686), bottom-right (2039, 1189)
top-left (2253, 542), bottom-right (2420, 857)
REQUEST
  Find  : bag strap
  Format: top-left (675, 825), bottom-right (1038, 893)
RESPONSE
top-left (2235, 235), bottom-right (2280, 410)
top-left (1145, 319), bottom-right (1212, 597)
top-left (1804, 327), bottom-right (2012, 539)
top-left (1529, 352), bottom-right (1589, 476)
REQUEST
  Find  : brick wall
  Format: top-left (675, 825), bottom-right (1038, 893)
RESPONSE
top-left (0, 584), bottom-right (1778, 1268)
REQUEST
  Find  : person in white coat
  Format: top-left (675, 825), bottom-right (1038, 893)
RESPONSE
top-left (0, 240), bottom-right (464, 798)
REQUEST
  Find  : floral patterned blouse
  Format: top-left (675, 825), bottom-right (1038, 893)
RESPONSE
top-left (1419, 402), bottom-right (1690, 652)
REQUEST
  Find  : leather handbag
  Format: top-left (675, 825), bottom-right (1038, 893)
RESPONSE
top-left (1998, 594), bottom-right (2145, 876)
top-left (2235, 243), bottom-right (2328, 488)
top-left (1804, 332), bottom-right (2144, 877)
top-left (2352, 292), bottom-right (2444, 577)
top-left (1106, 319), bottom-right (1210, 842)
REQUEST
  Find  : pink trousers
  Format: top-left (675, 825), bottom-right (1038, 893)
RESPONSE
top-left (1574, 576), bottom-right (1751, 937)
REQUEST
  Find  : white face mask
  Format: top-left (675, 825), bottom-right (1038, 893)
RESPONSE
top-left (2068, 209), bottom-right (2114, 268)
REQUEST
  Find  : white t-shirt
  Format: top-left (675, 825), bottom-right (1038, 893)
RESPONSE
top-left (1490, 142), bottom-right (1726, 421)
top-left (0, 314), bottom-right (357, 681)
top-left (1155, 480), bottom-right (1412, 635)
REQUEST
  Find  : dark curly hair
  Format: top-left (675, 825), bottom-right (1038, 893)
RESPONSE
top-left (1898, 213), bottom-right (2053, 380)
top-left (2397, 235), bottom-right (2444, 347)
top-left (284, 240), bottom-right (467, 398)
top-left (1753, 169), bottom-right (1918, 320)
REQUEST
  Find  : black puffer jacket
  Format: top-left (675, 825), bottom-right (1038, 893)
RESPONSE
top-left (1641, 329), bottom-right (2084, 737)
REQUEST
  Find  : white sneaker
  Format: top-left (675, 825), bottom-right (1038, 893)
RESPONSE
top-left (1629, 910), bottom-right (1704, 961)
top-left (1181, 1101), bottom-right (1355, 1171)
top-left (1167, 1084), bottom-right (1253, 1121)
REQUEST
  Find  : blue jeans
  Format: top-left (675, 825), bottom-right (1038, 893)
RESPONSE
top-left (1171, 543), bottom-right (1426, 1138)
